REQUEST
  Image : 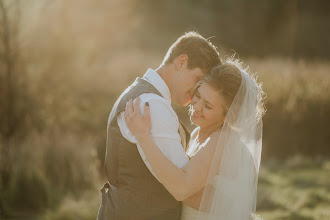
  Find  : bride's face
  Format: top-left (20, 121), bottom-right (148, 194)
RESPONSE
top-left (190, 82), bottom-right (226, 130)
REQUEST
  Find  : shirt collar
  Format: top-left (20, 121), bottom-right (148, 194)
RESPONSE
top-left (143, 68), bottom-right (171, 103)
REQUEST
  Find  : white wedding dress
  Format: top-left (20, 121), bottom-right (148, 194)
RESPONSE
top-left (181, 203), bottom-right (199, 220)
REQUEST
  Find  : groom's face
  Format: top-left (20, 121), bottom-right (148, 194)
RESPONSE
top-left (172, 67), bottom-right (204, 106)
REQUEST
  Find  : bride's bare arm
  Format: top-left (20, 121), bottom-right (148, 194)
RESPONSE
top-left (125, 98), bottom-right (223, 201)
top-left (182, 187), bottom-right (204, 209)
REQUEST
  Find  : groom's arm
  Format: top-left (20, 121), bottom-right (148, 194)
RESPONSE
top-left (117, 94), bottom-right (189, 181)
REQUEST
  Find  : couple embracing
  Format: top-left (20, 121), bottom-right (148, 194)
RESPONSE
top-left (97, 32), bottom-right (265, 220)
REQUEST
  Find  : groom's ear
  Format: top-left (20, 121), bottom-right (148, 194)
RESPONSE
top-left (175, 54), bottom-right (188, 70)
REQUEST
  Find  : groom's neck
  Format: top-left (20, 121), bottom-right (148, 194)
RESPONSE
top-left (156, 65), bottom-right (174, 93)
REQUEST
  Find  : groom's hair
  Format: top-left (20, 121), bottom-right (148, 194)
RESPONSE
top-left (162, 31), bottom-right (221, 74)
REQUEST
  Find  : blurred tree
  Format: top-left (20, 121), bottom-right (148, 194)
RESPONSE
top-left (0, 0), bottom-right (30, 211)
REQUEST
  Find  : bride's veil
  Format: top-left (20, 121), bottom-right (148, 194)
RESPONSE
top-left (197, 66), bottom-right (264, 220)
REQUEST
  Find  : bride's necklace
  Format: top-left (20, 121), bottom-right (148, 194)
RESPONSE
top-left (197, 126), bottom-right (222, 144)
top-left (196, 131), bottom-right (211, 144)
top-left (189, 130), bottom-right (213, 158)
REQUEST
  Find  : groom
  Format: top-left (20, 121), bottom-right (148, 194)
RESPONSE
top-left (98, 32), bottom-right (221, 220)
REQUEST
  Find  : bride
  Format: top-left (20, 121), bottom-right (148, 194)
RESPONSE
top-left (124, 61), bottom-right (265, 220)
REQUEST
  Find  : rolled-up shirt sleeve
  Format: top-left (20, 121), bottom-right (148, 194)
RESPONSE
top-left (117, 94), bottom-right (189, 182)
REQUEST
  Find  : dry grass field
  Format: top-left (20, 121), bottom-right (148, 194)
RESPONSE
top-left (1, 54), bottom-right (329, 219)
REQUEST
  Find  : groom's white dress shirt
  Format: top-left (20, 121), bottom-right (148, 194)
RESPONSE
top-left (117, 68), bottom-right (189, 182)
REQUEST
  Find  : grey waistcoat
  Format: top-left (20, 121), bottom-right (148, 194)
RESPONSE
top-left (104, 77), bottom-right (185, 220)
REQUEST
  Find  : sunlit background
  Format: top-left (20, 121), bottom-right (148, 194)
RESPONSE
top-left (0, 0), bottom-right (329, 219)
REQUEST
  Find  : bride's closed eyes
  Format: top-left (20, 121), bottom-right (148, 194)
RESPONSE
top-left (194, 90), bottom-right (214, 110)
top-left (190, 82), bottom-right (227, 130)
